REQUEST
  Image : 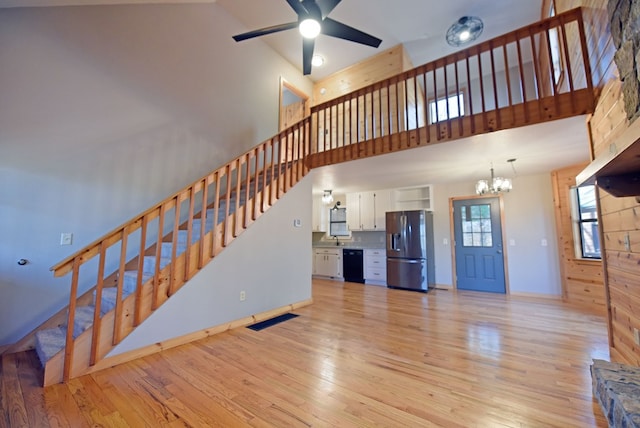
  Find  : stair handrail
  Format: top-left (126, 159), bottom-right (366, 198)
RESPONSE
top-left (46, 117), bottom-right (311, 384)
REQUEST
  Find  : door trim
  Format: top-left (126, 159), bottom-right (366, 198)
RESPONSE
top-left (449, 194), bottom-right (510, 293)
top-left (279, 77), bottom-right (310, 131)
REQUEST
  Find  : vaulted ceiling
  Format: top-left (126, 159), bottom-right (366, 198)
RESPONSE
top-left (4, 0), bottom-right (590, 193)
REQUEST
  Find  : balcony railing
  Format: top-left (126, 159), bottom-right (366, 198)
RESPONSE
top-left (307, 7), bottom-right (594, 167)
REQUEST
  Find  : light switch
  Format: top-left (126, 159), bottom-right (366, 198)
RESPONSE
top-left (509, 239), bottom-right (516, 246)
top-left (60, 232), bottom-right (73, 246)
top-left (541, 239), bottom-right (548, 247)
top-left (443, 238), bottom-right (449, 245)
top-left (293, 219), bottom-right (302, 228)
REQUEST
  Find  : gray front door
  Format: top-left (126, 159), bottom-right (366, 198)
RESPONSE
top-left (453, 197), bottom-right (506, 293)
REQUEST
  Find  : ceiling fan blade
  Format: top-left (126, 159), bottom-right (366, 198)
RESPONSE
top-left (232, 22), bottom-right (298, 42)
top-left (321, 17), bottom-right (382, 48)
top-left (315, 0), bottom-right (341, 19)
top-left (286, 0), bottom-right (308, 15)
top-left (302, 38), bottom-right (315, 75)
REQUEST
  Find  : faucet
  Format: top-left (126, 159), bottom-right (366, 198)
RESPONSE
top-left (334, 236), bottom-right (340, 246)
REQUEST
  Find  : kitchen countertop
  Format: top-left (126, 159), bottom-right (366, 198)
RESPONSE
top-left (313, 244), bottom-right (385, 250)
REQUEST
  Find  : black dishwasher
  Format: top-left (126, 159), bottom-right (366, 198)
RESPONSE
top-left (343, 249), bottom-right (364, 283)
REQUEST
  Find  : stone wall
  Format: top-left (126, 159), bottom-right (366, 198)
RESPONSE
top-left (610, 0), bottom-right (640, 120)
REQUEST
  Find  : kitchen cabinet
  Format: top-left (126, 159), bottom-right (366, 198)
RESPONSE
top-left (364, 249), bottom-right (387, 285)
top-left (393, 185), bottom-right (432, 211)
top-left (312, 194), bottom-right (328, 232)
top-left (313, 248), bottom-right (342, 278)
top-left (346, 190), bottom-right (392, 231)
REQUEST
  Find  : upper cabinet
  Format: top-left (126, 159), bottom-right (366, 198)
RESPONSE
top-left (312, 194), bottom-right (328, 232)
top-left (393, 185), bottom-right (432, 211)
top-left (347, 190), bottom-right (392, 231)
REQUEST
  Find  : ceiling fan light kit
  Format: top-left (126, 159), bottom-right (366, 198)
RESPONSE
top-left (299, 18), bottom-right (321, 38)
top-left (446, 16), bottom-right (483, 47)
top-left (232, 0), bottom-right (382, 75)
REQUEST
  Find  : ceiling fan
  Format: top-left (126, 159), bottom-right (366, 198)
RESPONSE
top-left (232, 0), bottom-right (383, 75)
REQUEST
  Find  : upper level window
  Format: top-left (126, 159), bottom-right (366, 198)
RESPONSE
top-left (571, 185), bottom-right (601, 259)
top-left (429, 93), bottom-right (465, 123)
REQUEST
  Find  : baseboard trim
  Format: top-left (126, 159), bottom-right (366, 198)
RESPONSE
top-left (509, 291), bottom-right (562, 300)
top-left (84, 298), bottom-right (313, 376)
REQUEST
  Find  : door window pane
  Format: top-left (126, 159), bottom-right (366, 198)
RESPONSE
top-left (461, 204), bottom-right (492, 247)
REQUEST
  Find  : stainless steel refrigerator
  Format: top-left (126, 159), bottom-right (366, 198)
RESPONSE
top-left (386, 210), bottom-right (435, 292)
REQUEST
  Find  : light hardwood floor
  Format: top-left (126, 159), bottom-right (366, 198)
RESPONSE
top-left (1, 279), bottom-right (609, 427)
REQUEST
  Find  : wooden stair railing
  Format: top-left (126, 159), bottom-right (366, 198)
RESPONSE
top-left (308, 7), bottom-right (595, 168)
top-left (44, 119), bottom-right (310, 385)
top-left (36, 8), bottom-right (597, 386)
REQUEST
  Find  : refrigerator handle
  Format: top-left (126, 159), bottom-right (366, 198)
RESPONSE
top-left (401, 215), bottom-right (407, 254)
top-left (388, 233), bottom-right (400, 252)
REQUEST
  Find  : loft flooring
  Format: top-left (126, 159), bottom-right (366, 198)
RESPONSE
top-left (1, 279), bottom-right (609, 427)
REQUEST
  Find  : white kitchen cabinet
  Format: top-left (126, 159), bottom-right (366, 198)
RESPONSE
top-left (371, 189), bottom-right (392, 230)
top-left (346, 193), bottom-right (361, 231)
top-left (364, 248), bottom-right (387, 285)
top-left (346, 190), bottom-right (391, 231)
top-left (312, 194), bottom-right (328, 232)
top-left (313, 248), bottom-right (342, 278)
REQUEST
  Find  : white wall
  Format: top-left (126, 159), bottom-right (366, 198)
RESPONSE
top-left (110, 177), bottom-right (312, 355)
top-left (0, 4), bottom-right (313, 345)
top-left (431, 173), bottom-right (561, 296)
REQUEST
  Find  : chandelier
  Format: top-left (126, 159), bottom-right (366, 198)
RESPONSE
top-left (322, 189), bottom-right (334, 205)
top-left (475, 161), bottom-right (514, 195)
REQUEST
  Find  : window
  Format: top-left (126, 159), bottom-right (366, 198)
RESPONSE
top-left (460, 204), bottom-right (492, 247)
top-left (548, 2), bottom-right (563, 87)
top-left (571, 185), bottom-right (601, 259)
top-left (429, 93), bottom-right (464, 123)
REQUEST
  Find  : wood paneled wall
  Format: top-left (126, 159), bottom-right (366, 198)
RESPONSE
top-left (551, 164), bottom-right (605, 311)
top-left (311, 44), bottom-right (424, 149)
top-left (549, 0), bottom-right (640, 364)
top-left (312, 45), bottom-right (413, 105)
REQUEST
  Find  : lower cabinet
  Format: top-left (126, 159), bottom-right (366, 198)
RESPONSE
top-left (364, 249), bottom-right (387, 285)
top-left (313, 248), bottom-right (342, 278)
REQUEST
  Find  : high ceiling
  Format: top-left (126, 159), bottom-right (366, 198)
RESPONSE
top-left (3, 0), bottom-right (591, 194)
top-left (217, 0), bottom-right (543, 81)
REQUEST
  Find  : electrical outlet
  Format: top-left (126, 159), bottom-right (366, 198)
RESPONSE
top-left (624, 233), bottom-right (631, 251)
top-left (240, 291), bottom-right (246, 301)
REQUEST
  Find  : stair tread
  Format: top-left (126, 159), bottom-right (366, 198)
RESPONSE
top-left (35, 327), bottom-right (66, 365)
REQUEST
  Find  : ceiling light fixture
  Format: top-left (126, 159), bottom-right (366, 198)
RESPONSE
top-left (475, 160), bottom-right (515, 195)
top-left (299, 18), bottom-right (321, 39)
top-left (322, 189), bottom-right (334, 205)
top-left (446, 16), bottom-right (483, 47)
top-left (311, 54), bottom-right (325, 67)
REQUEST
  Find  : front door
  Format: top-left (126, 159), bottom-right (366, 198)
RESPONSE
top-left (452, 197), bottom-right (506, 293)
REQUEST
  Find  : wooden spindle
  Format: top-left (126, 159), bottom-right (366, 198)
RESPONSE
top-left (152, 203), bottom-right (166, 310)
top-left (63, 256), bottom-right (81, 381)
top-left (134, 215), bottom-right (148, 325)
top-left (90, 242), bottom-right (106, 366)
top-left (113, 228), bottom-right (128, 344)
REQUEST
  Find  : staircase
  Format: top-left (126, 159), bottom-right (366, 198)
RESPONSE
top-left (36, 134), bottom-right (309, 386)
top-left (5, 8), bottom-right (597, 387)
